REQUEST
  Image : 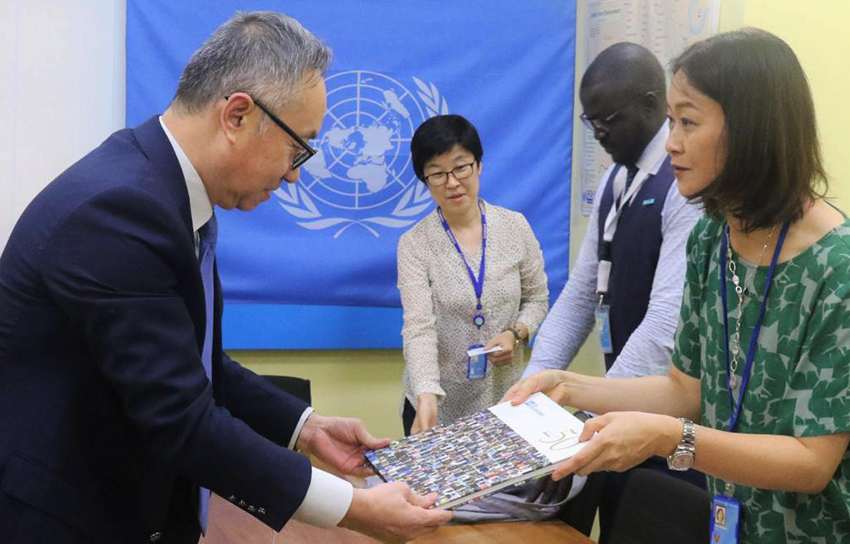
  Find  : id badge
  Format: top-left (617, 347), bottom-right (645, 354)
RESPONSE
top-left (710, 495), bottom-right (741, 544)
top-left (595, 304), bottom-right (614, 354)
top-left (466, 343), bottom-right (488, 380)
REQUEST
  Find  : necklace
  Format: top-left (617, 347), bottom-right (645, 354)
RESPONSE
top-left (725, 224), bottom-right (777, 390)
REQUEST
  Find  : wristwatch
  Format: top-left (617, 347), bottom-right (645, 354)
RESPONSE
top-left (667, 418), bottom-right (696, 471)
top-left (505, 326), bottom-right (523, 349)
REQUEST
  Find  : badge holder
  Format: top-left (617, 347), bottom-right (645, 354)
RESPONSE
top-left (466, 344), bottom-right (489, 380)
top-left (710, 493), bottom-right (741, 544)
top-left (595, 297), bottom-right (614, 354)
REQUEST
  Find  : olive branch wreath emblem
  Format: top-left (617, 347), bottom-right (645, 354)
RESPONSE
top-left (276, 76), bottom-right (449, 238)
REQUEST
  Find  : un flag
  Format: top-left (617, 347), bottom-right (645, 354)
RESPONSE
top-left (277, 71), bottom-right (439, 235)
top-left (127, 1), bottom-right (575, 348)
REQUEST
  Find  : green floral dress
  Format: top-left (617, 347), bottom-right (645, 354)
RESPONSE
top-left (672, 216), bottom-right (850, 543)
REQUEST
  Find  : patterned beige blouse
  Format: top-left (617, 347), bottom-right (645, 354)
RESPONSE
top-left (398, 201), bottom-right (549, 425)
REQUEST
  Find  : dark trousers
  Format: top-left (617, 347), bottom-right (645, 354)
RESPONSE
top-left (598, 456), bottom-right (706, 544)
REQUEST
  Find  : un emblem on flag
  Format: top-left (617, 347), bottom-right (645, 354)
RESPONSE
top-left (274, 70), bottom-right (449, 237)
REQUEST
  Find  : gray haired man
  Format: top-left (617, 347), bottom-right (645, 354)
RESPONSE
top-left (0, 11), bottom-right (449, 544)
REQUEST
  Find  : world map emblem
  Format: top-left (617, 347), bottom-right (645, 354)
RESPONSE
top-left (274, 70), bottom-right (449, 237)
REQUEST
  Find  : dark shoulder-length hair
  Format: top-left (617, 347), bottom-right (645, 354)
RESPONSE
top-left (671, 28), bottom-right (827, 232)
top-left (410, 114), bottom-right (483, 182)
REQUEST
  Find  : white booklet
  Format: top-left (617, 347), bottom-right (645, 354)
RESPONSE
top-left (364, 392), bottom-right (587, 510)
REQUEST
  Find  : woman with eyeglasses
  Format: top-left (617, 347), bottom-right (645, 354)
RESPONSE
top-left (505, 29), bottom-right (850, 542)
top-left (398, 114), bottom-right (548, 436)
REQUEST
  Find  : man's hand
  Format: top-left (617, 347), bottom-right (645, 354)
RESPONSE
top-left (410, 393), bottom-right (438, 435)
top-left (296, 414), bottom-right (390, 477)
top-left (339, 483), bottom-right (452, 544)
top-left (483, 331), bottom-right (516, 366)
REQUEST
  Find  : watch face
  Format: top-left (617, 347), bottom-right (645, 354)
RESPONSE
top-left (670, 452), bottom-right (694, 470)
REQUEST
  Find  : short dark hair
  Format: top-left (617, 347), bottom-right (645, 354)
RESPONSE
top-left (672, 28), bottom-right (827, 232)
top-left (410, 115), bottom-right (483, 182)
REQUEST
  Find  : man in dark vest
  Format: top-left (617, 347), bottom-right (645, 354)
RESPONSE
top-left (521, 43), bottom-right (703, 541)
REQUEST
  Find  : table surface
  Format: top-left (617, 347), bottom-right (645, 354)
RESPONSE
top-left (199, 493), bottom-right (596, 544)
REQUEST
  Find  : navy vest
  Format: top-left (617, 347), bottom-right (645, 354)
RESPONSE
top-left (596, 156), bottom-right (674, 370)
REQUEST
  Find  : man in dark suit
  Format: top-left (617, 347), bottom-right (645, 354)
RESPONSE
top-left (0, 11), bottom-right (449, 544)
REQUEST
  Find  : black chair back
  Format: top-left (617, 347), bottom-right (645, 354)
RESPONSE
top-left (261, 375), bottom-right (312, 405)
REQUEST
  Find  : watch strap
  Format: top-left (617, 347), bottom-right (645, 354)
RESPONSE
top-left (667, 418), bottom-right (696, 471)
top-left (505, 326), bottom-right (523, 347)
top-left (680, 418), bottom-right (696, 446)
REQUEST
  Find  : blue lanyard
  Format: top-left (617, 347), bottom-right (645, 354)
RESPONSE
top-left (438, 200), bottom-right (487, 327)
top-left (719, 221), bottom-right (790, 431)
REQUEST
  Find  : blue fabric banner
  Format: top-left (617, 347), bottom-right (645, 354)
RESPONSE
top-left (127, 0), bottom-right (575, 349)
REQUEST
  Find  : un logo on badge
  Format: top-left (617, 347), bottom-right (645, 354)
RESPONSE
top-left (274, 70), bottom-right (449, 237)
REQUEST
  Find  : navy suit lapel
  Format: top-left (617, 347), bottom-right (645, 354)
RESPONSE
top-left (132, 116), bottom-right (194, 240)
top-left (132, 116), bottom-right (209, 363)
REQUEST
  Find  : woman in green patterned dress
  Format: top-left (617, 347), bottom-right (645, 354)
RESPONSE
top-left (504, 28), bottom-right (850, 542)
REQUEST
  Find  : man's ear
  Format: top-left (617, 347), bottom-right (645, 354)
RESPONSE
top-left (220, 93), bottom-right (255, 143)
top-left (639, 91), bottom-right (661, 118)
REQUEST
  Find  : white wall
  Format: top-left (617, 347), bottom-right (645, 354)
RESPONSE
top-left (0, 0), bottom-right (126, 249)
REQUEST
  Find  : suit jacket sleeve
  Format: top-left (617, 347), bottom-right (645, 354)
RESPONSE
top-left (39, 184), bottom-right (311, 530)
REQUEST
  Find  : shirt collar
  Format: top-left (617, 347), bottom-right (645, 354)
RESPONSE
top-left (158, 116), bottom-right (213, 233)
top-left (634, 122), bottom-right (670, 176)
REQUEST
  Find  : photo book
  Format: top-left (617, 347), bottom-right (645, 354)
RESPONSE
top-left (364, 392), bottom-right (587, 510)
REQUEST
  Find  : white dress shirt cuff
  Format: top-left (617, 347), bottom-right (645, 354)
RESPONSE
top-left (292, 467), bottom-right (354, 527)
top-left (288, 407), bottom-right (314, 450)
